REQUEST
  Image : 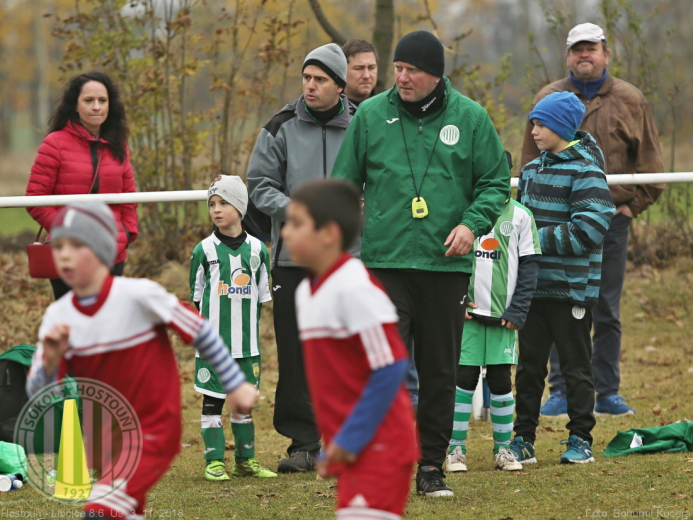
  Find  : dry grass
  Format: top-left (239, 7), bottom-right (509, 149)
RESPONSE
top-left (1, 252), bottom-right (693, 519)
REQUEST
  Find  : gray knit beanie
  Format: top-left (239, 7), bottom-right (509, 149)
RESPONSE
top-left (51, 201), bottom-right (118, 267)
top-left (208, 175), bottom-right (248, 217)
top-left (303, 43), bottom-right (348, 88)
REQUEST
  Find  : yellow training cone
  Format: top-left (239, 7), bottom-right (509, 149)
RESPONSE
top-left (53, 399), bottom-right (91, 500)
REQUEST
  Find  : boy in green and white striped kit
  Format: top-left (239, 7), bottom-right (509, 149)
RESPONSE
top-left (190, 175), bottom-right (277, 480)
top-left (446, 199), bottom-right (541, 472)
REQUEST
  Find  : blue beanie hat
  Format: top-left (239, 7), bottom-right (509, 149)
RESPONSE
top-left (529, 92), bottom-right (586, 142)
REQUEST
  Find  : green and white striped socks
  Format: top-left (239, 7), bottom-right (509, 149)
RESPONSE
top-left (449, 386), bottom-right (474, 454)
top-left (491, 392), bottom-right (515, 454)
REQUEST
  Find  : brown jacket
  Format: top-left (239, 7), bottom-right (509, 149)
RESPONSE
top-left (521, 74), bottom-right (664, 217)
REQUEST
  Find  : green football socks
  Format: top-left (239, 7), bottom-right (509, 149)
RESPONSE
top-left (491, 392), bottom-right (515, 454)
top-left (449, 386), bottom-right (474, 454)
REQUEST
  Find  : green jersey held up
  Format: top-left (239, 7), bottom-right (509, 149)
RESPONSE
top-left (468, 200), bottom-right (541, 318)
top-left (190, 233), bottom-right (272, 358)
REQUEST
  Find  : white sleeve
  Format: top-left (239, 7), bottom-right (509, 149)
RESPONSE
top-left (338, 282), bottom-right (399, 371)
top-left (339, 284), bottom-right (398, 336)
top-left (192, 263), bottom-right (206, 304)
top-left (135, 279), bottom-right (183, 325)
top-left (517, 212), bottom-right (541, 257)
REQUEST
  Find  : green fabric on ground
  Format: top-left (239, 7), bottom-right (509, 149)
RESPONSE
top-left (604, 422), bottom-right (693, 457)
top-left (0, 441), bottom-right (27, 478)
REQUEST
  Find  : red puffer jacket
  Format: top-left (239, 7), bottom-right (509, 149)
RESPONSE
top-left (26, 121), bottom-right (139, 265)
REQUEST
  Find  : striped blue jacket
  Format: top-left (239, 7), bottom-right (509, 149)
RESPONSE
top-left (517, 131), bottom-right (615, 308)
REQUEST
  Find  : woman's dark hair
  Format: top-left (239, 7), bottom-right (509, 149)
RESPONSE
top-left (48, 71), bottom-right (129, 163)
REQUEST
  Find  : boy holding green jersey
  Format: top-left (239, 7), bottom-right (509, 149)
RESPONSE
top-left (446, 199), bottom-right (541, 473)
top-left (190, 175), bottom-right (277, 480)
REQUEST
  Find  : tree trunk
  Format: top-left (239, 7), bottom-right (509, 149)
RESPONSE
top-left (306, 0), bottom-right (394, 91)
top-left (373, 0), bottom-right (394, 91)
top-left (34, 0), bottom-right (50, 140)
top-left (305, 0), bottom-right (347, 45)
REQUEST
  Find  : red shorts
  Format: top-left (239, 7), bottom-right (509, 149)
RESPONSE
top-left (83, 428), bottom-right (179, 519)
top-left (336, 459), bottom-right (415, 519)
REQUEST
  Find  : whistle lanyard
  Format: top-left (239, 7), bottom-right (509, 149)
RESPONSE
top-left (397, 103), bottom-right (448, 202)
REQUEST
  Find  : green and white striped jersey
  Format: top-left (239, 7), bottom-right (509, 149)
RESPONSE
top-left (190, 233), bottom-right (271, 358)
top-left (468, 200), bottom-right (541, 318)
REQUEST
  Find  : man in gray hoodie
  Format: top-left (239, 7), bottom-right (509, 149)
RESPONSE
top-left (247, 43), bottom-right (355, 473)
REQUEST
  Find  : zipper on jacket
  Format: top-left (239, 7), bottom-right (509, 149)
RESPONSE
top-left (89, 141), bottom-right (100, 194)
top-left (322, 126), bottom-right (327, 177)
top-left (413, 117), bottom-right (425, 268)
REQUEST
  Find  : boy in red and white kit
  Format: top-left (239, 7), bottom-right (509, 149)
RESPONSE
top-left (26, 201), bottom-right (257, 520)
top-left (282, 179), bottom-right (418, 520)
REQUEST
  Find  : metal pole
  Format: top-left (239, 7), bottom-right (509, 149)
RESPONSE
top-left (2, 173), bottom-right (693, 208)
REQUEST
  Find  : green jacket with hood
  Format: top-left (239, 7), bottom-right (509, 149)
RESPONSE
top-left (331, 78), bottom-right (510, 273)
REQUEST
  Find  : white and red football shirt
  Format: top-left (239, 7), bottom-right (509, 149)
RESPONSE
top-left (295, 254), bottom-right (418, 466)
top-left (29, 276), bottom-right (205, 451)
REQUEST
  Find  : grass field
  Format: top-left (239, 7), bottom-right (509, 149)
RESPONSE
top-left (1, 142), bottom-right (692, 519)
top-left (1, 252), bottom-right (692, 519)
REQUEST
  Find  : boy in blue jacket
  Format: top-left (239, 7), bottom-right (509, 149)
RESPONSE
top-left (510, 92), bottom-right (615, 464)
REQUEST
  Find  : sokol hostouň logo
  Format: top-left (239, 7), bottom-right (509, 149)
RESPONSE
top-left (14, 378), bottom-right (142, 504)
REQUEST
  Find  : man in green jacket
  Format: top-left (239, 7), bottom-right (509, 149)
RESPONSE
top-left (332, 30), bottom-right (510, 497)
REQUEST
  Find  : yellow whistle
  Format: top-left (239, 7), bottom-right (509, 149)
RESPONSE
top-left (412, 197), bottom-right (429, 219)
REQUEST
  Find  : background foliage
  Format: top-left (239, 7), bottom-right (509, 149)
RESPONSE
top-left (0, 0), bottom-right (692, 269)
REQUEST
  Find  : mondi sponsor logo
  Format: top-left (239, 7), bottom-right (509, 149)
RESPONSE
top-left (14, 378), bottom-right (142, 504)
top-left (475, 238), bottom-right (503, 260)
top-left (217, 268), bottom-right (252, 298)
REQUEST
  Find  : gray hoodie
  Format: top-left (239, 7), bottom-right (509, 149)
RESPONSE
top-left (247, 93), bottom-right (357, 267)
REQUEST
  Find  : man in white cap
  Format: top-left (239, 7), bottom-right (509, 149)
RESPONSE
top-left (247, 43), bottom-right (356, 473)
top-left (521, 23), bottom-right (664, 418)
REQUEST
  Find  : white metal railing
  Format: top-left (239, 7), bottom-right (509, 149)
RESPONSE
top-left (1, 172), bottom-right (691, 208)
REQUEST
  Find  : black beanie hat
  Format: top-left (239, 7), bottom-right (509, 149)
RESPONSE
top-left (393, 31), bottom-right (445, 77)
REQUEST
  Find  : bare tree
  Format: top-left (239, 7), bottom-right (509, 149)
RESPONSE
top-left (306, 0), bottom-right (394, 91)
top-left (305, 0), bottom-right (347, 44)
top-left (34, 0), bottom-right (50, 140)
top-left (372, 0), bottom-right (393, 90)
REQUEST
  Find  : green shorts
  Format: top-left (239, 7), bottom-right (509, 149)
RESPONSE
top-left (194, 355), bottom-right (261, 399)
top-left (459, 318), bottom-right (517, 366)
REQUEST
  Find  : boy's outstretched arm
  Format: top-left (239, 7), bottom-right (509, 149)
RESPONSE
top-left (26, 324), bottom-right (71, 397)
top-left (318, 322), bottom-right (408, 476)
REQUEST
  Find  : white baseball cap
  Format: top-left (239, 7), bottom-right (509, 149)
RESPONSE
top-left (566, 23), bottom-right (607, 50)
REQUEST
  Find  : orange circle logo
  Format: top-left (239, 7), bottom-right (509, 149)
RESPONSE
top-left (481, 238), bottom-right (500, 251)
top-left (233, 273), bottom-right (250, 286)
top-left (231, 268), bottom-right (250, 286)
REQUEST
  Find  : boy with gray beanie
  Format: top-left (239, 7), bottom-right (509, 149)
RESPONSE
top-left (26, 201), bottom-right (257, 520)
top-left (190, 175), bottom-right (276, 480)
top-left (510, 92), bottom-right (615, 465)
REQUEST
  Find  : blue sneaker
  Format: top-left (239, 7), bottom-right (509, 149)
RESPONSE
top-left (509, 436), bottom-right (537, 464)
top-left (559, 435), bottom-right (595, 464)
top-left (540, 391), bottom-right (568, 417)
top-left (595, 395), bottom-right (636, 416)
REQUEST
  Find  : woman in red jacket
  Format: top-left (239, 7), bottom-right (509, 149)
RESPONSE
top-left (26, 71), bottom-right (138, 299)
